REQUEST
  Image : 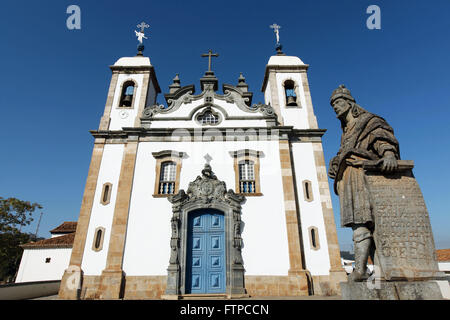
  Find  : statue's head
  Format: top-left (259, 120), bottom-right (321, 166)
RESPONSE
top-left (330, 85), bottom-right (355, 118)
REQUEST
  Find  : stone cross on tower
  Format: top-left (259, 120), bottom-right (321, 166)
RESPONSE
top-left (135, 22), bottom-right (149, 44)
top-left (135, 21), bottom-right (149, 56)
top-left (269, 23), bottom-right (281, 44)
top-left (201, 50), bottom-right (219, 72)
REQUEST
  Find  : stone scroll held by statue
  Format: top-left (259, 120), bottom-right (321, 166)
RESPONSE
top-left (328, 85), bottom-right (446, 299)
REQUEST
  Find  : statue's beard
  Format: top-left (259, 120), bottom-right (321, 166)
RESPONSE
top-left (336, 106), bottom-right (350, 119)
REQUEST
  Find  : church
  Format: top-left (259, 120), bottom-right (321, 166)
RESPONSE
top-left (58, 25), bottom-right (347, 299)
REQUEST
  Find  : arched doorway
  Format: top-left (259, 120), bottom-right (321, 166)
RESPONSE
top-left (164, 164), bottom-right (247, 298)
top-left (186, 209), bottom-right (225, 294)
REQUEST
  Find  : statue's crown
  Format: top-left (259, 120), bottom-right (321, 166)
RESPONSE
top-left (330, 84), bottom-right (355, 105)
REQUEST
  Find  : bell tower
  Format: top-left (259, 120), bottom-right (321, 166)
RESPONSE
top-left (59, 23), bottom-right (161, 300)
top-left (98, 55), bottom-right (161, 131)
top-left (261, 49), bottom-right (318, 129)
top-left (261, 39), bottom-right (347, 294)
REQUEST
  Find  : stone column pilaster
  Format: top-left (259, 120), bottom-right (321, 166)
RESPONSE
top-left (99, 71), bottom-right (119, 130)
top-left (134, 72), bottom-right (150, 127)
top-left (300, 71), bottom-right (319, 130)
top-left (312, 142), bottom-right (347, 294)
top-left (268, 71), bottom-right (283, 125)
top-left (58, 139), bottom-right (105, 299)
top-left (279, 139), bottom-right (309, 295)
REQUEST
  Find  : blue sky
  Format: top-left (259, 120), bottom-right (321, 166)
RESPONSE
top-left (1, 1), bottom-right (449, 251)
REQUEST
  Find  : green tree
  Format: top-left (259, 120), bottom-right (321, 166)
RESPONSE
top-left (0, 197), bottom-right (42, 283)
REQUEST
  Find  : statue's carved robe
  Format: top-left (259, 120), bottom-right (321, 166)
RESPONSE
top-left (329, 112), bottom-right (400, 227)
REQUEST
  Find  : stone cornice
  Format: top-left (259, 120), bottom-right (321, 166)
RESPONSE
top-left (261, 64), bottom-right (309, 92)
top-left (89, 126), bottom-right (326, 141)
top-left (152, 150), bottom-right (188, 159)
top-left (229, 149), bottom-right (265, 158)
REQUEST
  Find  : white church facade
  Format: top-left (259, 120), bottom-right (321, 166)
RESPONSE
top-left (58, 45), bottom-right (347, 299)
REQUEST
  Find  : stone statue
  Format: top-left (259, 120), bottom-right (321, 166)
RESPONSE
top-left (134, 30), bottom-right (147, 44)
top-left (328, 85), bottom-right (400, 281)
top-left (328, 85), bottom-right (447, 300)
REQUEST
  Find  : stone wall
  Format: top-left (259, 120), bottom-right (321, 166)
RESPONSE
top-left (76, 274), bottom-right (346, 299)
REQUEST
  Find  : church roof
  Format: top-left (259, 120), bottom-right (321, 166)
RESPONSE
top-left (261, 55), bottom-right (308, 92)
top-left (49, 221), bottom-right (77, 234)
top-left (113, 56), bottom-right (151, 67)
top-left (267, 55), bottom-right (305, 66)
top-left (20, 233), bottom-right (75, 249)
top-left (436, 249), bottom-right (450, 261)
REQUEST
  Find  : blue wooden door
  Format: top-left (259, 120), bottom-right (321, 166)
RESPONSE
top-left (186, 209), bottom-right (225, 294)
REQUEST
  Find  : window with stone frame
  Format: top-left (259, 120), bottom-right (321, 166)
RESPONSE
top-left (239, 160), bottom-right (256, 193)
top-left (92, 227), bottom-right (105, 252)
top-left (100, 182), bottom-right (112, 205)
top-left (195, 107), bottom-right (221, 126)
top-left (303, 180), bottom-right (314, 202)
top-left (159, 161), bottom-right (177, 195)
top-left (230, 149), bottom-right (263, 196)
top-left (309, 226), bottom-right (320, 250)
top-left (283, 79), bottom-right (300, 107)
top-left (152, 150), bottom-right (186, 197)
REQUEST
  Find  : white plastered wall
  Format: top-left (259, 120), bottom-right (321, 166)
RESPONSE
top-left (81, 144), bottom-right (124, 275)
top-left (291, 142), bottom-right (331, 276)
top-left (15, 248), bottom-right (72, 283)
top-left (439, 262), bottom-right (450, 272)
top-left (122, 139), bottom-right (290, 276)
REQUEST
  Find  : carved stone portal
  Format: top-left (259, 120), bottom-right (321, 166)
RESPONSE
top-left (163, 163), bottom-right (247, 298)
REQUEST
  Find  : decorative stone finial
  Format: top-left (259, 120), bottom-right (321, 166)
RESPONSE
top-left (169, 74), bottom-right (181, 93)
top-left (238, 73), bottom-right (246, 83)
top-left (275, 43), bottom-right (284, 55)
top-left (236, 73), bottom-right (249, 92)
top-left (330, 84), bottom-right (356, 105)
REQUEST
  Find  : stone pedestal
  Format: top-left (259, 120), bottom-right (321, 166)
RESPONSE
top-left (164, 264), bottom-right (180, 296)
top-left (363, 161), bottom-right (444, 281)
top-left (329, 269), bottom-right (349, 295)
top-left (341, 161), bottom-right (447, 300)
top-left (97, 269), bottom-right (125, 300)
top-left (58, 265), bottom-right (83, 300)
top-left (230, 264), bottom-right (247, 296)
top-left (341, 281), bottom-right (443, 300)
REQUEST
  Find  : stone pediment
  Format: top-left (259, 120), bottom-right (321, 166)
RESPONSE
top-left (141, 79), bottom-right (278, 124)
top-left (168, 164), bottom-right (245, 211)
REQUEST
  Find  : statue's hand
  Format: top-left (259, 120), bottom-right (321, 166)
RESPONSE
top-left (328, 168), bottom-right (336, 179)
top-left (381, 151), bottom-right (398, 172)
top-left (345, 155), bottom-right (364, 167)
